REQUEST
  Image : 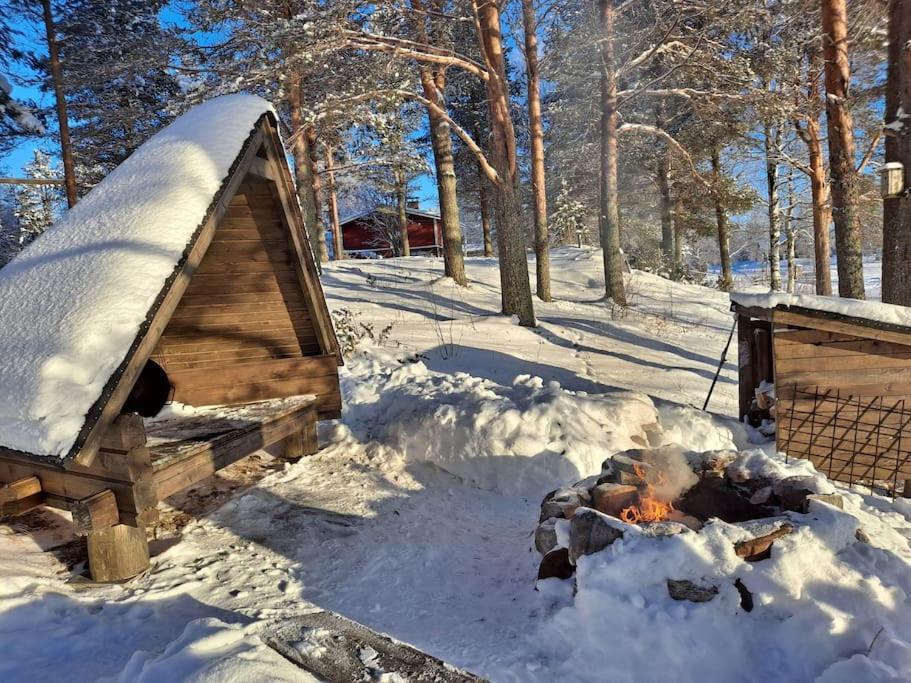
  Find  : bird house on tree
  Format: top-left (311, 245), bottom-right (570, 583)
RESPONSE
top-left (0, 95), bottom-right (341, 581)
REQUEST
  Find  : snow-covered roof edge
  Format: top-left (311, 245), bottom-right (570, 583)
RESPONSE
top-left (730, 291), bottom-right (911, 334)
top-left (339, 207), bottom-right (441, 225)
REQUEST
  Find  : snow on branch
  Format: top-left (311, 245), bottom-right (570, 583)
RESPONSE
top-left (617, 123), bottom-right (709, 186)
top-left (304, 88), bottom-right (500, 184)
top-left (341, 30), bottom-right (489, 80)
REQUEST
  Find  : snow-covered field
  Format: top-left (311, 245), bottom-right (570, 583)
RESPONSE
top-left (1, 248), bottom-right (909, 681)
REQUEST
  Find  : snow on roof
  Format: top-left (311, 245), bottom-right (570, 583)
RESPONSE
top-left (730, 291), bottom-right (911, 332)
top-left (0, 94), bottom-right (276, 460)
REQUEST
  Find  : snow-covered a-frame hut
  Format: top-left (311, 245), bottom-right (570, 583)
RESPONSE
top-left (731, 292), bottom-right (911, 496)
top-left (0, 95), bottom-right (341, 581)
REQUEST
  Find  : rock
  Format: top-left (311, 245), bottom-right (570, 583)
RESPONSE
top-left (591, 483), bottom-right (638, 518)
top-left (855, 527), bottom-right (871, 544)
top-left (667, 579), bottom-right (718, 603)
top-left (801, 493), bottom-right (844, 514)
top-left (568, 508), bottom-right (623, 563)
top-left (665, 509), bottom-right (702, 531)
top-left (734, 578), bottom-right (754, 612)
top-left (749, 486), bottom-right (773, 505)
top-left (610, 453), bottom-right (653, 486)
top-left (540, 489), bottom-right (584, 522)
top-left (572, 474), bottom-right (601, 494)
top-left (639, 521), bottom-right (691, 537)
top-left (734, 523), bottom-right (794, 561)
top-left (688, 449), bottom-right (737, 478)
top-left (773, 476), bottom-right (830, 512)
top-left (534, 519), bottom-right (558, 555)
top-left (537, 547), bottom-right (574, 581)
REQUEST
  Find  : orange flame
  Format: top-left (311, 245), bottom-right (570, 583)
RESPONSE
top-left (619, 463), bottom-right (675, 524)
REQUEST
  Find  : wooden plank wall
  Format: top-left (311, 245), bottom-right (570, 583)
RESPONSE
top-left (151, 175), bottom-right (341, 417)
top-left (774, 326), bottom-right (911, 485)
top-left (737, 314), bottom-right (774, 422)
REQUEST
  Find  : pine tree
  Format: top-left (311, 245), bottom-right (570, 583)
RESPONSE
top-left (56, 0), bottom-right (182, 191)
top-left (0, 8), bottom-right (44, 153)
top-left (14, 150), bottom-right (62, 246)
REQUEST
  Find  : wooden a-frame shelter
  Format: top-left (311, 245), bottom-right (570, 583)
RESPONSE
top-left (0, 97), bottom-right (342, 581)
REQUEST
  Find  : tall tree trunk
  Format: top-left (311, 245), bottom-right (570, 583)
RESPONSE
top-left (672, 196), bottom-right (684, 270)
top-left (521, 0), bottom-right (551, 301)
top-left (797, 49), bottom-right (833, 296)
top-left (412, 0), bottom-right (466, 285)
top-left (798, 117), bottom-right (833, 295)
top-left (655, 104), bottom-right (674, 262)
top-left (763, 121), bottom-right (782, 291)
top-left (478, 160), bottom-right (494, 257)
top-left (40, 0), bottom-right (76, 207)
top-left (785, 168), bottom-right (798, 294)
top-left (324, 144), bottom-right (344, 260)
top-left (475, 0), bottom-right (536, 326)
top-left (597, 0), bottom-right (627, 306)
top-left (883, 0), bottom-right (911, 305)
top-left (305, 126), bottom-right (328, 263)
top-left (711, 149), bottom-right (733, 291)
top-left (288, 80), bottom-right (321, 268)
top-left (425, 106), bottom-right (465, 282)
top-left (395, 168), bottom-right (411, 257)
top-left (657, 151), bottom-right (674, 264)
top-left (821, 0), bottom-right (865, 299)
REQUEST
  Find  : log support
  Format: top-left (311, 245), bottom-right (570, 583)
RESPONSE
top-left (71, 489), bottom-right (120, 535)
top-left (280, 420), bottom-right (318, 461)
top-left (86, 524), bottom-right (150, 582)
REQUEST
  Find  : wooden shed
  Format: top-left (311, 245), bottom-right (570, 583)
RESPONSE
top-left (732, 292), bottom-right (911, 495)
top-left (0, 95), bottom-right (341, 580)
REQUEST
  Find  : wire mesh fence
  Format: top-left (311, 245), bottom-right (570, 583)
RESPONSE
top-left (779, 387), bottom-right (911, 496)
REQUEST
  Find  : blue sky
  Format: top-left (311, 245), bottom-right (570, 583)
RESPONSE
top-left (2, 4), bottom-right (444, 211)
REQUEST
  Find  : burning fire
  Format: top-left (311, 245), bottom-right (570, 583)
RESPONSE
top-left (619, 463), bottom-right (675, 524)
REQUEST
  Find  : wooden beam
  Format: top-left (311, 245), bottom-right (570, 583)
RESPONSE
top-left (0, 476), bottom-right (44, 516)
top-left (0, 451), bottom-right (156, 522)
top-left (99, 414), bottom-right (147, 452)
top-left (258, 118), bottom-right (341, 363)
top-left (248, 157), bottom-right (279, 182)
top-left (0, 177), bottom-right (65, 186)
top-left (773, 310), bottom-right (911, 347)
top-left (72, 489), bottom-right (120, 535)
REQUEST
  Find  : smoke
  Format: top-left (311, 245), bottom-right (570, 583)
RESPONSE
top-left (631, 446), bottom-right (698, 502)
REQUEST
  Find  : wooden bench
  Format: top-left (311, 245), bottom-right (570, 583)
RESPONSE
top-left (1, 396), bottom-right (320, 582)
top-left (148, 396), bottom-right (318, 500)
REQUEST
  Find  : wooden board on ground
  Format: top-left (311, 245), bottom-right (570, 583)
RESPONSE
top-left (262, 611), bottom-right (484, 683)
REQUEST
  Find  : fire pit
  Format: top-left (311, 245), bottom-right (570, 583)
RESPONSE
top-left (534, 445), bottom-right (843, 601)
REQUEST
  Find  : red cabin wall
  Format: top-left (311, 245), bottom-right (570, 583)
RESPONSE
top-left (341, 214), bottom-right (439, 256)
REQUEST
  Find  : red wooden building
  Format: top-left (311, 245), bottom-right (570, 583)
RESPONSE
top-left (338, 205), bottom-right (442, 258)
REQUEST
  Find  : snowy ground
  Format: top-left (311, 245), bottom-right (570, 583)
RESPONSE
top-left (710, 256), bottom-right (883, 299)
top-left (1, 248), bottom-right (909, 682)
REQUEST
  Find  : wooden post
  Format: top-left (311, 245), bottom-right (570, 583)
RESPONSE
top-left (736, 312), bottom-right (753, 422)
top-left (280, 420), bottom-right (318, 461)
top-left (903, 479), bottom-right (911, 499)
top-left (86, 524), bottom-right (149, 582)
